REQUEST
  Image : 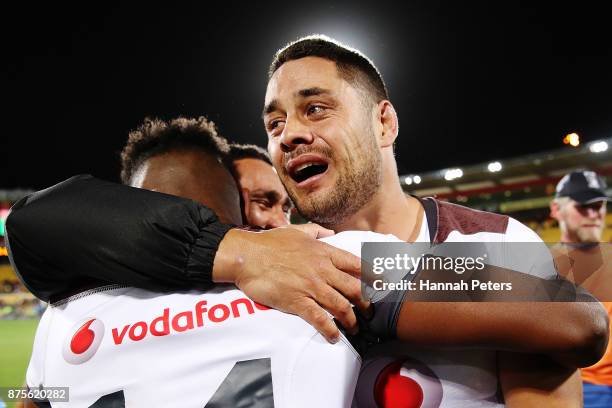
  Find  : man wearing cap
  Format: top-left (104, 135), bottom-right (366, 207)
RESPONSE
top-left (550, 169), bottom-right (611, 407)
top-left (551, 170), bottom-right (609, 244)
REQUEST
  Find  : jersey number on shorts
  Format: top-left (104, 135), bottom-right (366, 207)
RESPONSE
top-left (62, 358), bottom-right (274, 407)
top-left (204, 358), bottom-right (274, 407)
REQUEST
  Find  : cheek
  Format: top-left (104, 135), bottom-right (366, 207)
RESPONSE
top-left (249, 206), bottom-right (268, 223)
top-left (267, 142), bottom-right (284, 169)
top-left (568, 211), bottom-right (585, 226)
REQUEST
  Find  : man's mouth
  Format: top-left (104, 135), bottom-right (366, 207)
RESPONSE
top-left (286, 155), bottom-right (330, 185)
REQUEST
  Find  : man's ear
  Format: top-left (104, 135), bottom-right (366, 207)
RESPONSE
top-left (550, 201), bottom-right (560, 221)
top-left (377, 100), bottom-right (399, 148)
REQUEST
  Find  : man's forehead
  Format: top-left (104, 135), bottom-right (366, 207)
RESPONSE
top-left (235, 158), bottom-right (284, 187)
top-left (265, 57), bottom-right (343, 103)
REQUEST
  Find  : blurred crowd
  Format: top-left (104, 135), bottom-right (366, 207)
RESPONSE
top-left (0, 278), bottom-right (46, 319)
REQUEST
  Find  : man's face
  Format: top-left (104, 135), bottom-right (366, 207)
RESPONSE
top-left (263, 57), bottom-right (382, 226)
top-left (233, 158), bottom-right (291, 229)
top-left (131, 149), bottom-right (243, 225)
top-left (553, 199), bottom-right (607, 243)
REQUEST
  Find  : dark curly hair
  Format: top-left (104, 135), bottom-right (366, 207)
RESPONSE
top-left (228, 143), bottom-right (272, 166)
top-left (269, 34), bottom-right (389, 104)
top-left (120, 116), bottom-right (230, 184)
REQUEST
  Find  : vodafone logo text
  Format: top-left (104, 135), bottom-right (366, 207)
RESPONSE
top-left (111, 297), bottom-right (270, 345)
top-left (63, 318), bottom-right (105, 365)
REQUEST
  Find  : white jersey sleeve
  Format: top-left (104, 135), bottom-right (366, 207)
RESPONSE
top-left (502, 217), bottom-right (559, 280)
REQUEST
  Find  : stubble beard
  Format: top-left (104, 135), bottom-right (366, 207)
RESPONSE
top-left (291, 130), bottom-right (383, 228)
top-left (574, 226), bottom-right (603, 243)
top-left (562, 220), bottom-right (602, 243)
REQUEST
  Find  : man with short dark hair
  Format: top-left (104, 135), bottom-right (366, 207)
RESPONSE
top-left (262, 34), bottom-right (602, 406)
top-left (22, 116), bottom-right (362, 407)
top-left (120, 116), bottom-right (242, 224)
top-left (228, 143), bottom-right (292, 229)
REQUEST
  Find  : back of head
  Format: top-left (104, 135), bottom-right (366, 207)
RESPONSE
top-left (120, 117), bottom-right (242, 224)
top-left (228, 143), bottom-right (272, 166)
top-left (120, 117), bottom-right (230, 184)
top-left (269, 34), bottom-right (389, 105)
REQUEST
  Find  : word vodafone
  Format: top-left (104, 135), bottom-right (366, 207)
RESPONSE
top-left (111, 297), bottom-right (270, 345)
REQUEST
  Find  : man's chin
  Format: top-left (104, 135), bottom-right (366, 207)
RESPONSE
top-left (293, 189), bottom-right (341, 223)
top-left (292, 187), bottom-right (328, 209)
top-left (577, 229), bottom-right (603, 243)
top-left (289, 176), bottom-right (333, 198)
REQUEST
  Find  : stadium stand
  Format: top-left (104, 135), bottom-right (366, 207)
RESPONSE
top-left (402, 137), bottom-right (612, 243)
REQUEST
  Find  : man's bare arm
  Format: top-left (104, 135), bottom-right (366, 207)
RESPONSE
top-left (396, 301), bottom-right (608, 367)
top-left (499, 352), bottom-right (583, 407)
top-left (6, 175), bottom-right (364, 342)
top-left (213, 226), bottom-right (367, 342)
top-left (379, 262), bottom-right (609, 366)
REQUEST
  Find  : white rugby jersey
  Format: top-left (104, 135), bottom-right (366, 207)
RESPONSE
top-left (27, 231), bottom-right (403, 408)
top-left (350, 198), bottom-right (558, 408)
top-left (27, 286), bottom-right (359, 407)
top-left (26, 199), bottom-right (554, 408)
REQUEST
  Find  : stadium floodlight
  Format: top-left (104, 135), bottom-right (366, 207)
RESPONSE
top-left (487, 161), bottom-right (502, 172)
top-left (563, 132), bottom-right (580, 147)
top-left (444, 168), bottom-right (463, 181)
top-left (589, 141), bottom-right (609, 153)
top-left (404, 176), bottom-right (413, 185)
top-left (413, 175), bottom-right (422, 184)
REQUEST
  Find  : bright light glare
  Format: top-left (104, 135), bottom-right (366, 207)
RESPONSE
top-left (589, 141), bottom-right (609, 153)
top-left (404, 176), bottom-right (413, 185)
top-left (487, 161), bottom-right (502, 172)
top-left (444, 168), bottom-right (463, 181)
top-left (563, 133), bottom-right (580, 147)
top-left (413, 175), bottom-right (421, 184)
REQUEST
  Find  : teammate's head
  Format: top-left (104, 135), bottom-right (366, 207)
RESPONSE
top-left (120, 117), bottom-right (242, 224)
top-left (229, 144), bottom-right (292, 229)
top-left (263, 35), bottom-right (399, 227)
top-left (550, 170), bottom-right (609, 243)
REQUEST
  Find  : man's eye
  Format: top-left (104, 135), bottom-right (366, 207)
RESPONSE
top-left (307, 105), bottom-right (325, 115)
top-left (267, 119), bottom-right (285, 132)
top-left (253, 199), bottom-right (272, 208)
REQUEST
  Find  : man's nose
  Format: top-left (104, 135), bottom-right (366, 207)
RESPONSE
top-left (265, 207), bottom-right (290, 229)
top-left (586, 207), bottom-right (603, 218)
top-left (279, 119), bottom-right (314, 153)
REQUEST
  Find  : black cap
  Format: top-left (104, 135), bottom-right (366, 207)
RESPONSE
top-left (555, 170), bottom-right (610, 204)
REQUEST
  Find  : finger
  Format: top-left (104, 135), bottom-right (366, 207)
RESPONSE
top-left (296, 298), bottom-right (341, 343)
top-left (329, 247), bottom-right (362, 278)
top-left (289, 223), bottom-right (335, 239)
top-left (326, 268), bottom-right (370, 314)
top-left (315, 286), bottom-right (358, 335)
top-left (308, 223), bottom-right (335, 238)
top-left (360, 302), bottom-right (374, 320)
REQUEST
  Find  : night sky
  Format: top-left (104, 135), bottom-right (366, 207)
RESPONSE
top-left (3, 2), bottom-right (612, 189)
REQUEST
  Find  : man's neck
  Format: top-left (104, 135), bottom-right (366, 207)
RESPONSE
top-left (329, 180), bottom-right (423, 242)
